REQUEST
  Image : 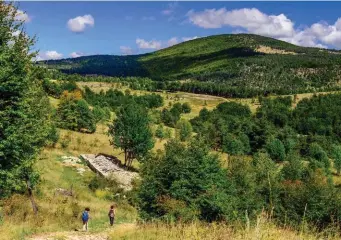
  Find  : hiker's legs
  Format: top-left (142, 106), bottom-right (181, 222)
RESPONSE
top-left (83, 221), bottom-right (88, 231)
top-left (109, 216), bottom-right (114, 226)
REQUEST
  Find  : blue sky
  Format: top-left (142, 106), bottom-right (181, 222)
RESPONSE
top-left (18, 1), bottom-right (341, 60)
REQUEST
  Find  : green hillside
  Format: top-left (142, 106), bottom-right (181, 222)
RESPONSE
top-left (40, 34), bottom-right (341, 97)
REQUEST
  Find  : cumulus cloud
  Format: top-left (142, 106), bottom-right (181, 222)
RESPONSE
top-left (67, 15), bottom-right (94, 33)
top-left (120, 46), bottom-right (134, 55)
top-left (16, 10), bottom-right (30, 23)
top-left (136, 38), bottom-right (162, 50)
top-left (187, 8), bottom-right (295, 38)
top-left (182, 36), bottom-right (199, 42)
top-left (167, 37), bottom-right (179, 46)
top-left (70, 52), bottom-right (84, 58)
top-left (186, 7), bottom-right (341, 49)
top-left (37, 51), bottom-right (63, 61)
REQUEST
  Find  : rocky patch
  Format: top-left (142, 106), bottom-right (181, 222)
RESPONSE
top-left (80, 154), bottom-right (139, 191)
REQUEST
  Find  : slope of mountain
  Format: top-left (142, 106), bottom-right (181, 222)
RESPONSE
top-left (40, 34), bottom-right (341, 97)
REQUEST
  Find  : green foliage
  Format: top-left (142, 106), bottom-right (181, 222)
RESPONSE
top-left (138, 139), bottom-right (234, 222)
top-left (93, 105), bottom-right (111, 123)
top-left (42, 79), bottom-right (77, 98)
top-left (108, 103), bottom-right (154, 166)
top-left (83, 86), bottom-right (163, 110)
top-left (308, 143), bottom-right (330, 169)
top-left (45, 124), bottom-right (60, 147)
top-left (281, 153), bottom-right (305, 181)
top-left (56, 96), bottom-right (96, 133)
top-left (161, 104), bottom-right (183, 127)
top-left (293, 94), bottom-right (341, 139)
top-left (176, 120), bottom-right (193, 142)
top-left (182, 103), bottom-right (191, 114)
top-left (222, 133), bottom-right (251, 155)
top-left (155, 124), bottom-right (165, 139)
top-left (265, 138), bottom-right (286, 162)
top-left (332, 145), bottom-right (341, 175)
top-left (0, 2), bottom-right (51, 197)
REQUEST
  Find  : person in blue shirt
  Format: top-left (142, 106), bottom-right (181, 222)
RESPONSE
top-left (81, 207), bottom-right (90, 231)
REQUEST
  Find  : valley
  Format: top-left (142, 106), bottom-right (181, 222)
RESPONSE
top-left (3, 2), bottom-right (341, 239)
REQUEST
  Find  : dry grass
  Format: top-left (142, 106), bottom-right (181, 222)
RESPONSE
top-left (0, 133), bottom-right (137, 240)
top-left (108, 220), bottom-right (340, 240)
top-left (256, 45), bottom-right (297, 55)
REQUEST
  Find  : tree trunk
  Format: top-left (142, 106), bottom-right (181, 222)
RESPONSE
top-left (124, 148), bottom-right (127, 166)
top-left (26, 179), bottom-right (38, 215)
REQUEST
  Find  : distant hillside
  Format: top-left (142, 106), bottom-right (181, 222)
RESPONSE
top-left (40, 34), bottom-right (341, 97)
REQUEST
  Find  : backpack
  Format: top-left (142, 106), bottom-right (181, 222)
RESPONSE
top-left (82, 211), bottom-right (89, 221)
top-left (109, 209), bottom-right (115, 218)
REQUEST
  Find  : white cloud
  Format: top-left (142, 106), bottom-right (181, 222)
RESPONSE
top-left (37, 51), bottom-right (63, 61)
top-left (187, 7), bottom-right (341, 49)
top-left (67, 15), bottom-right (94, 33)
top-left (136, 38), bottom-right (162, 50)
top-left (120, 46), bottom-right (133, 55)
top-left (187, 8), bottom-right (295, 38)
top-left (70, 52), bottom-right (84, 58)
top-left (134, 36), bottom-right (201, 51)
top-left (182, 36), bottom-right (199, 42)
top-left (16, 10), bottom-right (30, 23)
top-left (167, 37), bottom-right (178, 46)
top-left (142, 16), bottom-right (156, 21)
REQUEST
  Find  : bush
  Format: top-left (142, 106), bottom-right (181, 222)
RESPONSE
top-left (176, 120), bottom-right (192, 142)
top-left (155, 125), bottom-right (165, 139)
top-left (182, 103), bottom-right (191, 114)
top-left (56, 96), bottom-right (96, 133)
top-left (265, 137), bottom-right (286, 162)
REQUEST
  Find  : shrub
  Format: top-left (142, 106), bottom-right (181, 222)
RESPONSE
top-left (182, 103), bottom-right (191, 114)
top-left (176, 120), bottom-right (192, 142)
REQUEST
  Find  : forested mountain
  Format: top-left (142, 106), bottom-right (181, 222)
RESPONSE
top-left (40, 34), bottom-right (341, 97)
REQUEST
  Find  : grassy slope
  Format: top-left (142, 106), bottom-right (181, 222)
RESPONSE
top-left (0, 129), bottom-right (137, 240)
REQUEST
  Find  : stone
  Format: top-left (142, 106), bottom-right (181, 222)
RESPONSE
top-left (80, 154), bottom-right (139, 191)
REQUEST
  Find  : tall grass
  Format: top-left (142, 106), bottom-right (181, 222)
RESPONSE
top-left (109, 219), bottom-right (341, 240)
top-left (0, 147), bottom-right (137, 240)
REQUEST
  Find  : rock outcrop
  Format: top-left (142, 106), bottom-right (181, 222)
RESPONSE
top-left (80, 154), bottom-right (139, 191)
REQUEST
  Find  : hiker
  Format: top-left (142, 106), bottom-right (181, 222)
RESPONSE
top-left (108, 205), bottom-right (116, 226)
top-left (82, 207), bottom-right (90, 231)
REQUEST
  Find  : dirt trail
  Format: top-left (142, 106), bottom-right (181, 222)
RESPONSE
top-left (28, 223), bottom-right (135, 240)
top-left (29, 232), bottom-right (108, 240)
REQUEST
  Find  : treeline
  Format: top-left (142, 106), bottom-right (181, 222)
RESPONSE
top-left (134, 93), bottom-right (341, 227)
top-left (40, 67), bottom-right (341, 98)
top-left (83, 86), bottom-right (163, 110)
